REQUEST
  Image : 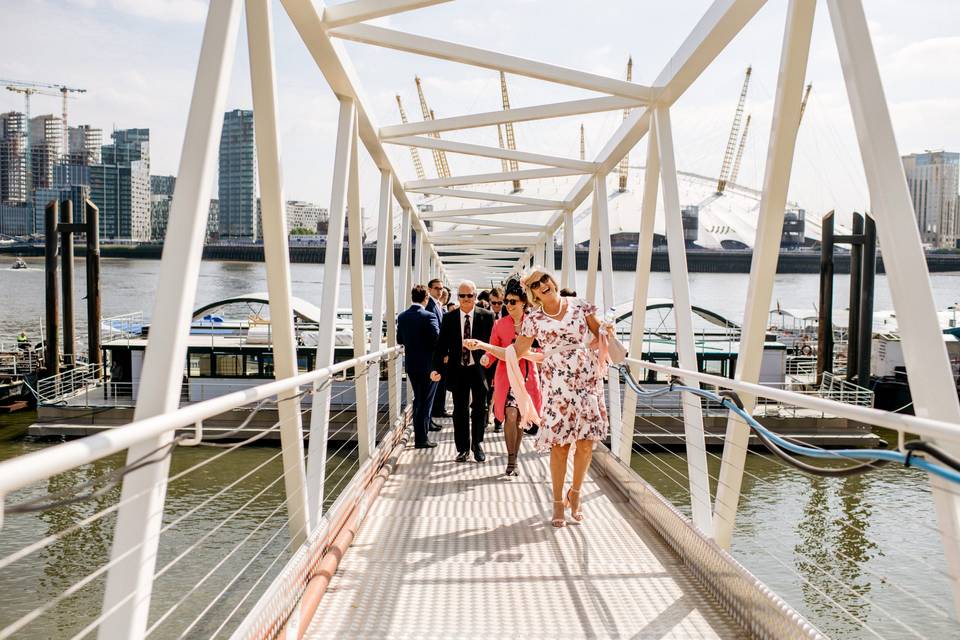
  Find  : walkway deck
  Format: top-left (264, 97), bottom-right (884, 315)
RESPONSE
top-left (305, 421), bottom-right (742, 639)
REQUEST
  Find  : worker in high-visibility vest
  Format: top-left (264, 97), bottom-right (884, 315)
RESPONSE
top-left (16, 330), bottom-right (28, 350)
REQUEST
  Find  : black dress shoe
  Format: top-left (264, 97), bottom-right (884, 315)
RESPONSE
top-left (429, 422), bottom-right (443, 431)
top-left (414, 441), bottom-right (438, 449)
top-left (432, 411), bottom-right (451, 418)
top-left (455, 451), bottom-right (469, 463)
top-left (524, 425), bottom-right (539, 436)
top-left (493, 420), bottom-right (502, 433)
top-left (473, 445), bottom-right (486, 463)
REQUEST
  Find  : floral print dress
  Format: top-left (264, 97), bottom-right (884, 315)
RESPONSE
top-left (520, 298), bottom-right (608, 451)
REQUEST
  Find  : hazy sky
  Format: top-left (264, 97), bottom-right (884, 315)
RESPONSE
top-left (2, 0), bottom-right (959, 228)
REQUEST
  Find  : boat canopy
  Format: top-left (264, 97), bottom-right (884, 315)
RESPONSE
top-left (191, 293), bottom-right (326, 324)
top-left (612, 299), bottom-right (738, 329)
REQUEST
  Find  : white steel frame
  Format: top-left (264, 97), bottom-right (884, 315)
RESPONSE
top-left (45, 0), bottom-right (959, 634)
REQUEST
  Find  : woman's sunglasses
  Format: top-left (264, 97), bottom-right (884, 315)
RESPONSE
top-left (505, 298), bottom-right (522, 306)
top-left (528, 274), bottom-right (552, 291)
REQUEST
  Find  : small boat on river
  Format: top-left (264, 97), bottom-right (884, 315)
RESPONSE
top-left (10, 258), bottom-right (27, 270)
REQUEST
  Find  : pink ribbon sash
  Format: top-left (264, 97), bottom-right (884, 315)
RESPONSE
top-left (504, 345), bottom-right (542, 429)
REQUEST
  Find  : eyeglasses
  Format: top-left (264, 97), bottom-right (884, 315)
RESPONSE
top-left (505, 299), bottom-right (522, 306)
top-left (490, 300), bottom-right (503, 306)
top-left (458, 293), bottom-right (475, 299)
top-left (430, 286), bottom-right (443, 291)
top-left (528, 274), bottom-right (552, 291)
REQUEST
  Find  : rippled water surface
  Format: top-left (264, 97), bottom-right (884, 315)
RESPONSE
top-left (2, 258), bottom-right (960, 638)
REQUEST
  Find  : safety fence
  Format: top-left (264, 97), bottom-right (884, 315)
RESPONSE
top-left (0, 346), bottom-right (404, 640)
top-left (610, 355), bottom-right (960, 639)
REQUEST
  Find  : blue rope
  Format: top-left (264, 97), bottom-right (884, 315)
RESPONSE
top-left (616, 366), bottom-right (960, 485)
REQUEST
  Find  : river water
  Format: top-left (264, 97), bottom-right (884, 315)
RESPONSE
top-left (2, 256), bottom-right (960, 638)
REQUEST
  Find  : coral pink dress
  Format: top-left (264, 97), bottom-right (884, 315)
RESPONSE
top-left (484, 314), bottom-right (542, 423)
top-left (519, 298), bottom-right (608, 451)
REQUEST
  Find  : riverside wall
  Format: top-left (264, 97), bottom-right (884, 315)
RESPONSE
top-left (4, 243), bottom-right (960, 274)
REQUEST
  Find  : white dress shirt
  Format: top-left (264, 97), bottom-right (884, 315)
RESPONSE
top-left (459, 308), bottom-right (476, 365)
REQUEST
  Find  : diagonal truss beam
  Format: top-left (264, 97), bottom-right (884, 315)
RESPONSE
top-left (321, 0), bottom-right (450, 28)
top-left (408, 187), bottom-right (567, 207)
top-left (380, 96), bottom-right (639, 138)
top-left (405, 167), bottom-right (583, 190)
top-left (427, 217), bottom-right (546, 231)
top-left (430, 232), bottom-right (539, 242)
top-left (516, 0), bottom-right (767, 271)
top-left (386, 135), bottom-right (598, 171)
top-left (329, 24), bottom-right (656, 101)
top-left (421, 205), bottom-right (555, 218)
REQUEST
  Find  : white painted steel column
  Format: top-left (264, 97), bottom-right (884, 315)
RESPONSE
top-left (306, 98), bottom-right (355, 522)
top-left (829, 0), bottom-right (960, 612)
top-left (655, 106), bottom-right (712, 535)
top-left (369, 170), bottom-right (393, 437)
top-left (713, 0), bottom-right (815, 549)
top-left (594, 175), bottom-right (622, 446)
top-left (618, 129), bottom-right (660, 462)
top-left (246, 0), bottom-right (311, 546)
top-left (585, 188), bottom-right (601, 304)
top-left (383, 187), bottom-right (400, 426)
top-left (99, 2), bottom-right (241, 637)
top-left (346, 119), bottom-right (373, 461)
top-left (398, 207), bottom-right (412, 305)
top-left (414, 229), bottom-right (425, 285)
top-left (562, 209), bottom-right (576, 291)
top-left (544, 232), bottom-right (556, 273)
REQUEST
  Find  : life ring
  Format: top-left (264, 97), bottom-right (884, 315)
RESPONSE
top-left (799, 344), bottom-right (813, 356)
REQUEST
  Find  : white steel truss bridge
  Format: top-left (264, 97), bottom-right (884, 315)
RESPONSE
top-left (2, 1), bottom-right (960, 639)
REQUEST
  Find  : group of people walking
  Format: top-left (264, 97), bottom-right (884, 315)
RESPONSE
top-left (397, 269), bottom-right (613, 527)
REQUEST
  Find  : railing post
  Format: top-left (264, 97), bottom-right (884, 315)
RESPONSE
top-left (619, 115), bottom-right (658, 463)
top-left (369, 170), bottom-right (393, 440)
top-left (397, 207), bottom-right (413, 414)
top-left (654, 105), bottom-right (713, 536)
top-left (346, 116), bottom-right (372, 462)
top-left (306, 97), bottom-right (355, 523)
top-left (98, 2), bottom-right (241, 637)
top-left (384, 194), bottom-right (400, 427)
top-left (828, 0), bottom-right (960, 613)
top-left (247, 0), bottom-right (311, 544)
top-left (713, 0), bottom-right (815, 549)
top-left (585, 188), bottom-right (600, 303)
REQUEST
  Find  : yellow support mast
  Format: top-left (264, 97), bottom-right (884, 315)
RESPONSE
top-left (717, 65), bottom-right (752, 194)
top-left (395, 94), bottom-right (426, 180)
top-left (618, 56), bottom-right (632, 192)
top-left (499, 71), bottom-right (521, 192)
top-left (414, 76), bottom-right (450, 178)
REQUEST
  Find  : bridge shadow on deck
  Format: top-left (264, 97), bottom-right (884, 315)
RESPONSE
top-left (304, 419), bottom-right (742, 639)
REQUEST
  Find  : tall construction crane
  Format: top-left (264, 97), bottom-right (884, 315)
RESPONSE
top-left (798, 83), bottom-right (812, 124)
top-left (618, 56), bottom-right (633, 192)
top-left (727, 114), bottom-right (751, 189)
top-left (716, 66), bottom-right (751, 194)
top-left (1, 78), bottom-right (85, 161)
top-left (580, 124), bottom-right (585, 161)
top-left (414, 76), bottom-right (450, 178)
top-left (395, 94), bottom-right (426, 180)
top-left (498, 71), bottom-right (521, 192)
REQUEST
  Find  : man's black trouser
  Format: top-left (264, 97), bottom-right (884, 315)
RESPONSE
top-left (450, 365), bottom-right (487, 454)
top-left (409, 370), bottom-right (437, 446)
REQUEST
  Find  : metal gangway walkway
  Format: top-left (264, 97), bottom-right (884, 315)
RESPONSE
top-left (3, 0), bottom-right (960, 638)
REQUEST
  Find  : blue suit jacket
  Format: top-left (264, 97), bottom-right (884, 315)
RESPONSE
top-left (425, 296), bottom-right (444, 324)
top-left (397, 304), bottom-right (440, 375)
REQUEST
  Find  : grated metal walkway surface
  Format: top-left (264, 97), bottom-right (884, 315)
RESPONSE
top-left (305, 420), bottom-right (742, 639)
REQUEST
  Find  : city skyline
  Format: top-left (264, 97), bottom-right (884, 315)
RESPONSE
top-left (1, 1), bottom-right (958, 227)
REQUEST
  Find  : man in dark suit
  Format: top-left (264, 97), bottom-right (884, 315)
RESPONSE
top-left (431, 280), bottom-right (494, 462)
top-left (397, 284), bottom-right (441, 449)
top-left (426, 278), bottom-right (449, 422)
top-left (485, 286), bottom-right (505, 432)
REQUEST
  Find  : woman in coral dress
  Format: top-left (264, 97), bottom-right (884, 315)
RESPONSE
top-left (478, 279), bottom-right (542, 477)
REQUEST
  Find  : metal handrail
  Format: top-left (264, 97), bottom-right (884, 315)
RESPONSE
top-left (621, 356), bottom-right (960, 443)
top-left (0, 346), bottom-right (403, 500)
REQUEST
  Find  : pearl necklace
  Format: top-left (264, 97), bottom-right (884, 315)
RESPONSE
top-left (542, 299), bottom-right (566, 319)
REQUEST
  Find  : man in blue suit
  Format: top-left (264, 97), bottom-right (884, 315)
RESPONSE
top-left (397, 284), bottom-right (441, 448)
top-left (426, 278), bottom-right (449, 423)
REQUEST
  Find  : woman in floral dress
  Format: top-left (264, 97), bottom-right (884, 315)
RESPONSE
top-left (467, 268), bottom-right (609, 527)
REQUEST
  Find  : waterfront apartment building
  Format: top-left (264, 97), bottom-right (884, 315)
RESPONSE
top-left (29, 115), bottom-right (63, 191)
top-left (903, 151), bottom-right (960, 248)
top-left (89, 128), bottom-right (151, 240)
top-left (0, 112), bottom-right (27, 204)
top-left (285, 200), bottom-right (328, 232)
top-left (150, 175), bottom-right (176, 241)
top-left (68, 125), bottom-right (102, 166)
top-left (219, 109), bottom-right (259, 241)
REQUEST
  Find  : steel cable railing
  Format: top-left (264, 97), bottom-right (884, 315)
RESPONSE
top-left (608, 357), bottom-right (960, 638)
top-left (0, 346), bottom-right (405, 640)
